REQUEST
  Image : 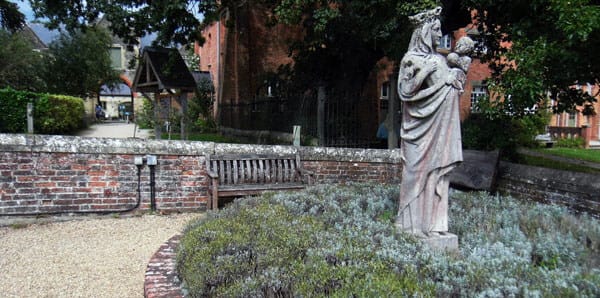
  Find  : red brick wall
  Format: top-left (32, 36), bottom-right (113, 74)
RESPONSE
top-left (0, 134), bottom-right (401, 216)
top-left (304, 161), bottom-right (401, 185)
top-left (197, 5), bottom-right (301, 106)
top-left (0, 151), bottom-right (206, 215)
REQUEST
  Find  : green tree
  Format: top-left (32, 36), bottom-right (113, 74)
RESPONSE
top-left (464, 0), bottom-right (600, 116)
top-left (188, 76), bottom-right (216, 133)
top-left (28, 0), bottom-right (600, 115)
top-left (43, 26), bottom-right (119, 98)
top-left (0, 0), bottom-right (24, 32)
top-left (0, 29), bottom-right (46, 91)
top-left (27, 1), bottom-right (464, 88)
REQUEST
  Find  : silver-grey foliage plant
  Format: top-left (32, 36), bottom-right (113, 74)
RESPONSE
top-left (177, 183), bottom-right (600, 297)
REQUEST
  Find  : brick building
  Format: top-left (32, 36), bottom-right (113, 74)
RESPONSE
top-left (199, 5), bottom-right (595, 147)
top-left (195, 5), bottom-right (301, 121)
top-left (548, 83), bottom-right (600, 148)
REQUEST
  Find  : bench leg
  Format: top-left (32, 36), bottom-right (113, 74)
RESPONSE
top-left (211, 183), bottom-right (219, 210)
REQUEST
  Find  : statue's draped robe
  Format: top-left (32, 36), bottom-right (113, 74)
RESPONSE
top-left (397, 53), bottom-right (463, 233)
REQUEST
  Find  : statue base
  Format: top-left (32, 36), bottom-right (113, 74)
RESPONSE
top-left (418, 232), bottom-right (458, 252)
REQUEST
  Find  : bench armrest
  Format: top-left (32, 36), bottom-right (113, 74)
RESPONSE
top-left (206, 170), bottom-right (219, 179)
top-left (297, 168), bottom-right (315, 185)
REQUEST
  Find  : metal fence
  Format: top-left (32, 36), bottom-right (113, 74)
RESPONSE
top-left (219, 89), bottom-right (377, 148)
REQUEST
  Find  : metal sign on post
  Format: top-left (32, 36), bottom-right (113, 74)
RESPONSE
top-left (27, 103), bottom-right (34, 134)
top-left (293, 125), bottom-right (301, 146)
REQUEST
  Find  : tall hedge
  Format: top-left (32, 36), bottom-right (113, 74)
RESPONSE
top-left (0, 88), bottom-right (85, 134)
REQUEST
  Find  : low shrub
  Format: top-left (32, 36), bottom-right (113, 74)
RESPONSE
top-left (36, 94), bottom-right (85, 134)
top-left (461, 100), bottom-right (550, 161)
top-left (135, 98), bottom-right (155, 129)
top-left (0, 88), bottom-right (85, 134)
top-left (178, 184), bottom-right (600, 297)
top-left (555, 137), bottom-right (586, 149)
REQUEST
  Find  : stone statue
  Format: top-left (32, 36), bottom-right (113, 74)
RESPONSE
top-left (395, 7), bottom-right (468, 238)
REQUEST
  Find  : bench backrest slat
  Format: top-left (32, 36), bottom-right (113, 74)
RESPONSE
top-left (208, 154), bottom-right (302, 185)
top-left (283, 159), bottom-right (289, 182)
top-left (290, 159), bottom-right (297, 183)
top-left (257, 159), bottom-right (265, 183)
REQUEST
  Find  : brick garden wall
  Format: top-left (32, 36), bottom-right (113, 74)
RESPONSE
top-left (0, 134), bottom-right (401, 216)
top-left (496, 161), bottom-right (600, 216)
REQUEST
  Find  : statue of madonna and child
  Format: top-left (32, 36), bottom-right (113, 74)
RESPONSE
top-left (395, 6), bottom-right (473, 248)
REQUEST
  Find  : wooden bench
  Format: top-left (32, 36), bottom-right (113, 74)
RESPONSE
top-left (205, 154), bottom-right (314, 210)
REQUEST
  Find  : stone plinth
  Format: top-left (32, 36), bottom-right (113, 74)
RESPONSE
top-left (419, 232), bottom-right (459, 252)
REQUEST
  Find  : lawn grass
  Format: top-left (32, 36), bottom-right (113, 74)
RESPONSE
top-left (536, 147), bottom-right (600, 163)
top-left (160, 132), bottom-right (241, 143)
top-left (519, 154), bottom-right (600, 174)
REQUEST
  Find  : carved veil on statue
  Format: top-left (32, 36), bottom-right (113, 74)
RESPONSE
top-left (395, 7), bottom-right (470, 248)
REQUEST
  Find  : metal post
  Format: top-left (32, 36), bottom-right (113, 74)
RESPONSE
top-left (317, 86), bottom-right (326, 146)
top-left (154, 95), bottom-right (162, 140)
top-left (27, 103), bottom-right (34, 134)
top-left (146, 155), bottom-right (157, 212)
top-left (293, 125), bottom-right (301, 146)
top-left (180, 93), bottom-right (188, 140)
top-left (149, 166), bottom-right (156, 211)
top-left (388, 72), bottom-right (400, 149)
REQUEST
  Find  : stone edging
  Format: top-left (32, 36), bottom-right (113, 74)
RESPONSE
top-left (0, 133), bottom-right (402, 163)
top-left (144, 234), bottom-right (184, 298)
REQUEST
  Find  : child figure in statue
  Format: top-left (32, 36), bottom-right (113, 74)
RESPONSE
top-left (447, 36), bottom-right (474, 93)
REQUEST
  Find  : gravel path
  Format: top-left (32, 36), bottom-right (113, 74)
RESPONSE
top-left (0, 213), bottom-right (202, 297)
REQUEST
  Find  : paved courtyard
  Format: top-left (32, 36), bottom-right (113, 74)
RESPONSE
top-left (76, 121), bottom-right (153, 139)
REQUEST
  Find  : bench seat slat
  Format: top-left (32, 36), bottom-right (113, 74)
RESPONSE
top-left (217, 183), bottom-right (306, 197)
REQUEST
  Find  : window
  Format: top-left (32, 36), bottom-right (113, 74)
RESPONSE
top-left (380, 81), bottom-right (390, 99)
top-left (110, 46), bottom-right (124, 69)
top-left (568, 112), bottom-right (577, 127)
top-left (470, 85), bottom-right (487, 112)
top-left (438, 34), bottom-right (452, 51)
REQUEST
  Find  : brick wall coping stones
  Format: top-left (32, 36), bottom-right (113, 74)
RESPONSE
top-left (0, 133), bottom-right (402, 163)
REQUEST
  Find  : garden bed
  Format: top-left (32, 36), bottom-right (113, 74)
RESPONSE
top-left (177, 184), bottom-right (600, 297)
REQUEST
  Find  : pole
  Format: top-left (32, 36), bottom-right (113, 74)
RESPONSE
top-left (149, 165), bottom-right (156, 212)
top-left (317, 86), bottom-right (326, 146)
top-left (293, 125), bottom-right (301, 146)
top-left (27, 103), bottom-right (34, 134)
top-left (388, 72), bottom-right (399, 149)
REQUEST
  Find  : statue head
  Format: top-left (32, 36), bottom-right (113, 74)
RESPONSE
top-left (407, 7), bottom-right (443, 55)
top-left (454, 36), bottom-right (475, 55)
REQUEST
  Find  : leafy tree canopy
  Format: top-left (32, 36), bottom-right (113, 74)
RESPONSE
top-left (44, 26), bottom-right (120, 98)
top-left (0, 29), bottom-right (46, 91)
top-left (0, 0), bottom-right (25, 32)
top-left (27, 0), bottom-right (600, 114)
top-left (464, 0), bottom-right (600, 116)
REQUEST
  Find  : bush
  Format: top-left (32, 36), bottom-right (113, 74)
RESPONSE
top-left (135, 98), bottom-right (155, 129)
top-left (0, 88), bottom-right (85, 134)
top-left (462, 99), bottom-right (550, 161)
top-left (555, 137), bottom-right (585, 149)
top-left (178, 184), bottom-right (600, 297)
